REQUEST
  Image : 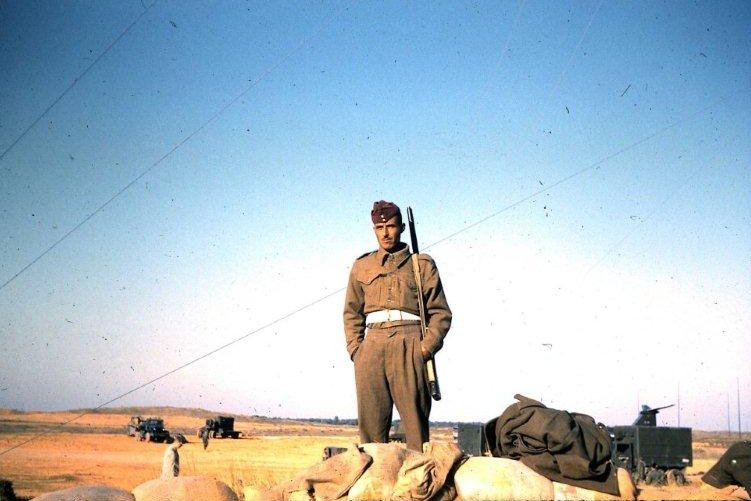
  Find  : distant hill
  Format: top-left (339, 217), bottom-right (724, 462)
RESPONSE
top-left (70, 406), bottom-right (235, 419)
top-left (5, 407), bottom-right (747, 443)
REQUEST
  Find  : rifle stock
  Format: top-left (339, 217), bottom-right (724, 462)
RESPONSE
top-left (406, 207), bottom-right (442, 401)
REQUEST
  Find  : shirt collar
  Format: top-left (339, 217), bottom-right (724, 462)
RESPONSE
top-left (376, 243), bottom-right (410, 266)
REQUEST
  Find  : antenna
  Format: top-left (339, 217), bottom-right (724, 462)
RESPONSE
top-left (727, 392), bottom-right (731, 435)
top-left (738, 377), bottom-right (742, 438)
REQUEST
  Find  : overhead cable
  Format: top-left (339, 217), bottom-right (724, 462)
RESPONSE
top-left (0, 95), bottom-right (723, 457)
top-left (0, 1), bottom-right (160, 162)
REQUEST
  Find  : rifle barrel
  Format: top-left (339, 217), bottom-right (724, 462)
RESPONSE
top-left (406, 206), bottom-right (441, 401)
top-left (407, 207), bottom-right (419, 253)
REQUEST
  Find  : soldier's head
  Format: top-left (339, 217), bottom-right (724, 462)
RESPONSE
top-left (174, 433), bottom-right (188, 446)
top-left (371, 200), bottom-right (404, 252)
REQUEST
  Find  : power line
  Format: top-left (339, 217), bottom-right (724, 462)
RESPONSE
top-left (545, 0), bottom-right (604, 104)
top-left (582, 160), bottom-right (707, 278)
top-left (427, 96), bottom-right (725, 251)
top-left (0, 94), bottom-right (722, 457)
top-left (0, 2), bottom-right (352, 293)
top-left (0, 1), bottom-right (160, 162)
top-left (0, 287), bottom-right (341, 457)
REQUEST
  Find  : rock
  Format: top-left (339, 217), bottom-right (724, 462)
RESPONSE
top-left (31, 484), bottom-right (134, 501)
top-left (0, 479), bottom-right (18, 501)
top-left (132, 476), bottom-right (237, 501)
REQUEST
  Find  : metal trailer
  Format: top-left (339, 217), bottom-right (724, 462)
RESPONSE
top-left (611, 425), bottom-right (692, 472)
top-left (609, 404), bottom-right (692, 476)
top-left (199, 416), bottom-right (241, 439)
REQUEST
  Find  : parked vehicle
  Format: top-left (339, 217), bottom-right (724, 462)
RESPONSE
top-left (127, 415), bottom-right (174, 443)
top-left (609, 404), bottom-right (692, 480)
top-left (198, 416), bottom-right (241, 439)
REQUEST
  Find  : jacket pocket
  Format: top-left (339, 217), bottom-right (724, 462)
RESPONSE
top-left (355, 266), bottom-right (381, 285)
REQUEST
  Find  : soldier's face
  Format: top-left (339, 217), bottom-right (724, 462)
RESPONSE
top-left (373, 216), bottom-right (404, 252)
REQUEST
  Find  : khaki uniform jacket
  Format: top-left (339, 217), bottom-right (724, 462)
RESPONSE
top-left (343, 244), bottom-right (451, 360)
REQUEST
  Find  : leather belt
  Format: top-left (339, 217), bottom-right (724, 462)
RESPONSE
top-left (365, 309), bottom-right (420, 326)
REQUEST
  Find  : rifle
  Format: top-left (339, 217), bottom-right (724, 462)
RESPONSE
top-left (406, 207), bottom-right (442, 401)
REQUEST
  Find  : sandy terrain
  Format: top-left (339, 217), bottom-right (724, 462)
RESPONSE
top-left (0, 408), bottom-right (748, 500)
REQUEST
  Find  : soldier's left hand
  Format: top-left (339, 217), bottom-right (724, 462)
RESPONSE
top-left (420, 345), bottom-right (431, 360)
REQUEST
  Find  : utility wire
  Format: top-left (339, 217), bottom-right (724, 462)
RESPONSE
top-left (0, 2), bottom-right (351, 293)
top-left (0, 94), bottom-right (723, 457)
top-left (545, 0), bottom-right (604, 104)
top-left (427, 97), bottom-right (725, 251)
top-left (0, 1), bottom-right (159, 162)
top-left (0, 287), bottom-right (341, 457)
top-left (582, 162), bottom-right (707, 278)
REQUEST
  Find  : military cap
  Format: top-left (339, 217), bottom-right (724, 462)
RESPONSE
top-left (371, 200), bottom-right (401, 224)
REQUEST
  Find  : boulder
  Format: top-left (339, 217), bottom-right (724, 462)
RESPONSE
top-left (0, 479), bottom-right (18, 501)
top-left (31, 484), bottom-right (134, 501)
top-left (132, 476), bottom-right (237, 501)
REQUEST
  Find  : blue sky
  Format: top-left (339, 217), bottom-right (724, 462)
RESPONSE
top-left (1, 0), bottom-right (749, 432)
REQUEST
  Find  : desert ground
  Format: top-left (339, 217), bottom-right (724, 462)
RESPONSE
top-left (0, 407), bottom-right (748, 500)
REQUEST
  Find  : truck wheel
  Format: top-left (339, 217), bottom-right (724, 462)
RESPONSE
top-left (212, 431), bottom-right (218, 438)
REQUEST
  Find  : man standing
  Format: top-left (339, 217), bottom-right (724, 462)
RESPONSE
top-left (343, 200), bottom-right (451, 451)
top-left (200, 425), bottom-right (210, 450)
top-left (161, 433), bottom-right (188, 478)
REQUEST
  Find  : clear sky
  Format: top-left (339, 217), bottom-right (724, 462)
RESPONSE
top-left (1, 1), bottom-right (749, 432)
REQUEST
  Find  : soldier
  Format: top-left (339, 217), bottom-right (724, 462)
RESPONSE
top-left (161, 433), bottom-right (187, 479)
top-left (343, 200), bottom-right (451, 451)
top-left (201, 426), bottom-right (210, 450)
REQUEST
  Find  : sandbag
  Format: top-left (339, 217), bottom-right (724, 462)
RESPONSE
top-left (31, 484), bottom-right (134, 501)
top-left (552, 467), bottom-right (636, 500)
top-left (453, 456), bottom-right (555, 501)
top-left (132, 476), bottom-right (237, 501)
top-left (245, 442), bottom-right (462, 501)
top-left (347, 443), bottom-right (421, 500)
top-left (254, 444), bottom-right (372, 501)
top-left (454, 457), bottom-right (637, 501)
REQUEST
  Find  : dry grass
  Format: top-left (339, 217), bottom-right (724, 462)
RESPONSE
top-left (0, 410), bottom-right (365, 499)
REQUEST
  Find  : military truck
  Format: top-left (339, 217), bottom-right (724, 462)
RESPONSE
top-left (322, 422), bottom-right (408, 460)
top-left (127, 415), bottom-right (174, 443)
top-left (454, 422), bottom-right (488, 456)
top-left (388, 422), bottom-right (406, 443)
top-left (198, 416), bottom-right (241, 439)
top-left (609, 404), bottom-right (692, 479)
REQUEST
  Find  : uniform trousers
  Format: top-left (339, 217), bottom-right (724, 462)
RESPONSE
top-left (353, 323), bottom-right (431, 451)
